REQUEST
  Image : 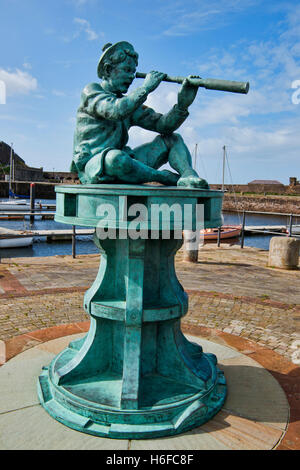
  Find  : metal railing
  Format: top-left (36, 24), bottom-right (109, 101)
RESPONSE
top-left (214, 210), bottom-right (300, 248)
top-left (240, 210), bottom-right (300, 248)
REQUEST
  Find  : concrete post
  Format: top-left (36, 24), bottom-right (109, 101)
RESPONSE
top-left (268, 237), bottom-right (300, 270)
top-left (183, 230), bottom-right (198, 262)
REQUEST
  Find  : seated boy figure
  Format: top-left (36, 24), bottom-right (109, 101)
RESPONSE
top-left (71, 41), bottom-right (209, 188)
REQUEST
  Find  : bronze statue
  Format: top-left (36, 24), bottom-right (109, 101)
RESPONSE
top-left (71, 41), bottom-right (248, 188)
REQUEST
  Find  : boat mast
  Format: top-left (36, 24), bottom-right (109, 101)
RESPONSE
top-left (9, 142), bottom-right (13, 198)
top-left (193, 143), bottom-right (198, 170)
top-left (222, 145), bottom-right (226, 192)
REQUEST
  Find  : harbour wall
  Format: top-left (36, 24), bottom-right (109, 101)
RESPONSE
top-left (0, 181), bottom-right (57, 199)
top-left (223, 194), bottom-right (300, 215)
top-left (1, 182), bottom-right (300, 215)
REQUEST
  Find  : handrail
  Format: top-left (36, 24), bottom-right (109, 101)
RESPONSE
top-left (223, 209), bottom-right (300, 217)
top-left (239, 210), bottom-right (300, 248)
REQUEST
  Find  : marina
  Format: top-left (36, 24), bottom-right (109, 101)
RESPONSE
top-left (0, 199), bottom-right (299, 257)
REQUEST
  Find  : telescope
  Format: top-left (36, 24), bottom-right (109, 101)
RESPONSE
top-left (135, 72), bottom-right (249, 95)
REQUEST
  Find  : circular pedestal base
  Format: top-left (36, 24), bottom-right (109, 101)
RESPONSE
top-left (38, 345), bottom-right (226, 440)
top-left (1, 331), bottom-right (289, 450)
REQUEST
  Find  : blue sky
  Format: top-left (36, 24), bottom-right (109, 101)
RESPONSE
top-left (0, 0), bottom-right (299, 184)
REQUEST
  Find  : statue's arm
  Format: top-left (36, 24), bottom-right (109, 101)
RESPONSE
top-left (155, 77), bottom-right (201, 133)
top-left (155, 105), bottom-right (189, 134)
top-left (131, 104), bottom-right (189, 134)
top-left (83, 84), bottom-right (149, 121)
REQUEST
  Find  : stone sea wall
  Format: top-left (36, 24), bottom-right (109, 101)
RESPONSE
top-left (223, 194), bottom-right (300, 215)
top-left (0, 181), bottom-right (56, 198)
top-left (0, 182), bottom-right (300, 215)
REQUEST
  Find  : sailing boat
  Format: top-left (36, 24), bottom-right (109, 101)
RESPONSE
top-left (200, 145), bottom-right (242, 240)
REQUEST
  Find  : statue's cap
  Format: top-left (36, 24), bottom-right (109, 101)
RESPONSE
top-left (97, 41), bottom-right (137, 78)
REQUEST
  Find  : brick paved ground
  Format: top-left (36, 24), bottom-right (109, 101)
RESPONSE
top-left (0, 245), bottom-right (299, 361)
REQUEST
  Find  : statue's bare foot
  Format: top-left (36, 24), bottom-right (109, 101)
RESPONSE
top-left (159, 170), bottom-right (180, 186)
top-left (177, 171), bottom-right (209, 189)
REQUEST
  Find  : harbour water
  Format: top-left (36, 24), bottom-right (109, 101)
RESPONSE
top-left (0, 199), bottom-right (299, 258)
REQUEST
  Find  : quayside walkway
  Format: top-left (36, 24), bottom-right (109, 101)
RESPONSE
top-left (0, 244), bottom-right (299, 450)
top-left (0, 244), bottom-right (299, 360)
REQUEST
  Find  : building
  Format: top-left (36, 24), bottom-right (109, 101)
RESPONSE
top-left (289, 177), bottom-right (299, 186)
top-left (248, 179), bottom-right (285, 193)
top-left (15, 165), bottom-right (44, 182)
top-left (288, 177), bottom-right (300, 194)
top-left (43, 171), bottom-right (79, 183)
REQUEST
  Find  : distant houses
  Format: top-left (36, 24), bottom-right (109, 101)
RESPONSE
top-left (247, 179), bottom-right (285, 193)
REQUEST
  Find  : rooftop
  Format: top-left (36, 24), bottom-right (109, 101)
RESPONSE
top-left (248, 180), bottom-right (283, 185)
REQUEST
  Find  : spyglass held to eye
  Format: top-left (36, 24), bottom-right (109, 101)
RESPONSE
top-left (135, 72), bottom-right (249, 94)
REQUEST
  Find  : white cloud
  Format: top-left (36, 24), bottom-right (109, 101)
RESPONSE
top-left (23, 62), bottom-right (32, 70)
top-left (74, 17), bottom-right (99, 41)
top-left (0, 68), bottom-right (37, 96)
top-left (117, 4), bottom-right (300, 183)
top-left (160, 0), bottom-right (260, 36)
top-left (52, 89), bottom-right (66, 97)
top-left (44, 28), bottom-right (56, 35)
top-left (70, 0), bottom-right (91, 6)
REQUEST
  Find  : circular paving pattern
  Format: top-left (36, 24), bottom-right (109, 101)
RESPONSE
top-left (0, 329), bottom-right (290, 450)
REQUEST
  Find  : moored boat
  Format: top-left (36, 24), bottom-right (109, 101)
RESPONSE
top-left (0, 227), bottom-right (34, 248)
top-left (201, 225), bottom-right (242, 240)
top-left (0, 199), bottom-right (42, 211)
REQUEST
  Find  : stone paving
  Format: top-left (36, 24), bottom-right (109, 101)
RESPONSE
top-left (0, 332), bottom-right (289, 450)
top-left (0, 245), bottom-right (299, 361)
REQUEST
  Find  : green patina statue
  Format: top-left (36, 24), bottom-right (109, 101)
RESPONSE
top-left (37, 43), bottom-right (250, 439)
top-left (71, 41), bottom-right (209, 188)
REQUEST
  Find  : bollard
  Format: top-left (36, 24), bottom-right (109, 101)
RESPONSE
top-left (183, 230), bottom-right (198, 262)
top-left (72, 225), bottom-right (76, 259)
top-left (217, 226), bottom-right (221, 247)
top-left (30, 183), bottom-right (35, 224)
top-left (288, 214), bottom-right (293, 237)
top-left (240, 211), bottom-right (246, 249)
top-left (268, 237), bottom-right (300, 270)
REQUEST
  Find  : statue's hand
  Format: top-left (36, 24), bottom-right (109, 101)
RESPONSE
top-left (177, 75), bottom-right (200, 110)
top-left (143, 71), bottom-right (166, 93)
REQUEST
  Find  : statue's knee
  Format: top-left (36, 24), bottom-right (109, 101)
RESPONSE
top-left (105, 151), bottom-right (131, 175)
top-left (171, 133), bottom-right (183, 144)
top-left (164, 133), bottom-right (183, 148)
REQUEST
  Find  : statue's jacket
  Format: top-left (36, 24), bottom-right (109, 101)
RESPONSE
top-left (71, 82), bottom-right (188, 183)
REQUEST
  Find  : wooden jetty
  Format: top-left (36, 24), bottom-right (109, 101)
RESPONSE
top-left (0, 227), bottom-right (95, 243)
top-left (0, 211), bottom-right (56, 220)
top-left (30, 228), bottom-right (95, 241)
top-left (244, 225), bottom-right (287, 234)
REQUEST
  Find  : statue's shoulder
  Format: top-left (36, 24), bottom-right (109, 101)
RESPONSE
top-left (82, 82), bottom-right (104, 97)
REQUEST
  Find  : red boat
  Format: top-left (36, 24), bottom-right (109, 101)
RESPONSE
top-left (200, 225), bottom-right (242, 240)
